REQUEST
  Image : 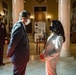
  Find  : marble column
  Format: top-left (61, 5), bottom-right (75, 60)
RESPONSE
top-left (0, 0), bottom-right (3, 15)
top-left (58, 0), bottom-right (71, 57)
top-left (12, 0), bottom-right (24, 24)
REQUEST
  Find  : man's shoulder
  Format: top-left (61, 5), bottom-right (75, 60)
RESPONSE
top-left (13, 21), bottom-right (22, 30)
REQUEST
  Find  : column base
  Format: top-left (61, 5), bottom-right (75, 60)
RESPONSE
top-left (60, 51), bottom-right (71, 57)
top-left (60, 56), bottom-right (74, 62)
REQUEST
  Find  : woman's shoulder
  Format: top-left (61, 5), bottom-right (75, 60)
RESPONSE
top-left (47, 33), bottom-right (56, 42)
top-left (57, 35), bottom-right (63, 40)
top-left (56, 35), bottom-right (63, 44)
top-left (47, 34), bottom-right (63, 41)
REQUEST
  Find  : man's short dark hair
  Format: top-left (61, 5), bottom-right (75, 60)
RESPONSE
top-left (19, 10), bottom-right (31, 18)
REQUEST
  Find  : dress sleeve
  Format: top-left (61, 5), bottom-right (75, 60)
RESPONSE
top-left (45, 38), bottom-right (55, 55)
top-left (54, 36), bottom-right (63, 52)
top-left (44, 36), bottom-right (63, 61)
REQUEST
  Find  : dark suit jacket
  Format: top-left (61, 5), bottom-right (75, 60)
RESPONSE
top-left (0, 22), bottom-right (6, 45)
top-left (7, 21), bottom-right (30, 64)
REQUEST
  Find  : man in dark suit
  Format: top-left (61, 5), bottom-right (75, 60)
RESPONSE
top-left (0, 16), bottom-right (6, 66)
top-left (7, 10), bottom-right (31, 75)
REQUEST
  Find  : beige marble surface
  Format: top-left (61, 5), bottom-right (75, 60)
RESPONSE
top-left (0, 43), bottom-right (76, 75)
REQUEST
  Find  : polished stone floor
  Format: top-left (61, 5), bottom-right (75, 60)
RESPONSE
top-left (0, 43), bottom-right (76, 75)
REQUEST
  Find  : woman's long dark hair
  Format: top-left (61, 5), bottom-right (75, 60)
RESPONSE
top-left (49, 20), bottom-right (65, 42)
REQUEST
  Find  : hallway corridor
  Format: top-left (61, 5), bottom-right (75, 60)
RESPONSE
top-left (0, 43), bottom-right (76, 75)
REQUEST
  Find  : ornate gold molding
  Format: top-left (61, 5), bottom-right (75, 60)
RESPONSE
top-left (36, 0), bottom-right (45, 4)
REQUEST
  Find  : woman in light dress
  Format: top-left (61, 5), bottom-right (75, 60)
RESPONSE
top-left (40, 20), bottom-right (65, 75)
